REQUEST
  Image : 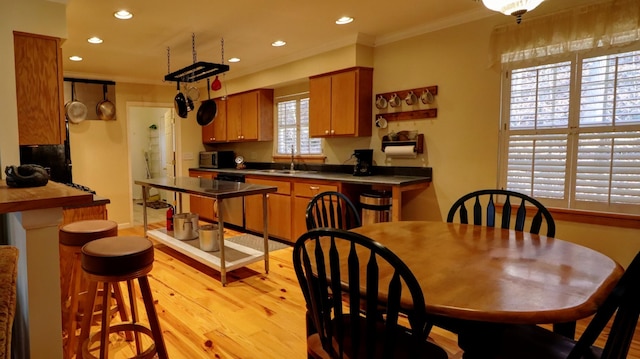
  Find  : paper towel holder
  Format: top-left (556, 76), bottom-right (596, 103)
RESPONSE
top-left (381, 133), bottom-right (424, 154)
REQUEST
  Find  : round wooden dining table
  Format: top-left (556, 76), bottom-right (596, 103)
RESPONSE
top-left (350, 221), bottom-right (624, 326)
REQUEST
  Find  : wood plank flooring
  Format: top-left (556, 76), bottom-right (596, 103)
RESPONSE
top-left (92, 222), bottom-right (639, 359)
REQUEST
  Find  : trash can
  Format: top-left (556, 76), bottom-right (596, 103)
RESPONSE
top-left (360, 191), bottom-right (392, 224)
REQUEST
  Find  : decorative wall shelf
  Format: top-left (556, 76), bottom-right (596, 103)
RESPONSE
top-left (381, 133), bottom-right (424, 154)
top-left (376, 109), bottom-right (437, 122)
top-left (375, 85), bottom-right (438, 101)
top-left (164, 61), bottom-right (230, 83)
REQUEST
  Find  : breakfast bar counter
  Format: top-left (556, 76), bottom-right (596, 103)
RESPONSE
top-left (0, 180), bottom-right (93, 359)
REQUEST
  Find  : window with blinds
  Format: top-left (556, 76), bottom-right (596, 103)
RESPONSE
top-left (276, 94), bottom-right (322, 155)
top-left (501, 49), bottom-right (640, 215)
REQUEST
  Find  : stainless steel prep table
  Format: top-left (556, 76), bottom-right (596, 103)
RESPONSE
top-left (135, 176), bottom-right (277, 286)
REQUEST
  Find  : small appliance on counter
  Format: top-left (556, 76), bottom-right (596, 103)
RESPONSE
top-left (353, 149), bottom-right (374, 176)
top-left (199, 150), bottom-right (235, 169)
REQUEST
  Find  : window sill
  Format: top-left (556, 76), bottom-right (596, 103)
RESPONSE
top-left (495, 204), bottom-right (640, 229)
top-left (547, 207), bottom-right (640, 229)
top-left (272, 154), bottom-right (326, 164)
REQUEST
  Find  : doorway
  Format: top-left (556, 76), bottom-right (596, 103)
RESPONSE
top-left (127, 104), bottom-right (176, 226)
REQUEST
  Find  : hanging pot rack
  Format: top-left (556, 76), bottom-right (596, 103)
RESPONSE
top-left (164, 34), bottom-right (229, 83)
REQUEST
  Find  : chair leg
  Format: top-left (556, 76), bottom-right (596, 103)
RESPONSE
top-left (126, 279), bottom-right (144, 355)
top-left (138, 275), bottom-right (168, 359)
top-left (112, 282), bottom-right (134, 341)
top-left (78, 280), bottom-right (99, 357)
top-left (553, 321), bottom-right (576, 339)
top-left (99, 282), bottom-right (112, 359)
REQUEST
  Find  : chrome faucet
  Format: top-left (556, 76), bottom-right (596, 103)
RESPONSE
top-left (290, 146), bottom-right (295, 171)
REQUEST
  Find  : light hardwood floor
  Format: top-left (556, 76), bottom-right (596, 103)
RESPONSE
top-left (91, 222), bottom-right (639, 359)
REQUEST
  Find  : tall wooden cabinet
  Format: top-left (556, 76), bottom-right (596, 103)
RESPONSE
top-left (309, 67), bottom-right (373, 138)
top-left (202, 97), bottom-right (227, 143)
top-left (226, 89), bottom-right (273, 141)
top-left (14, 31), bottom-right (66, 145)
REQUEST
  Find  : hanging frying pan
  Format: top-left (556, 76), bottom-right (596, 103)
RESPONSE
top-left (197, 78), bottom-right (217, 126)
top-left (174, 82), bottom-right (188, 118)
top-left (96, 84), bottom-right (116, 120)
top-left (66, 82), bottom-right (88, 124)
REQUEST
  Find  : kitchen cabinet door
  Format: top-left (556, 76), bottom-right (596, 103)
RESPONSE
top-left (14, 31), bottom-right (66, 145)
top-left (292, 181), bottom-right (338, 241)
top-left (188, 170), bottom-right (216, 221)
top-left (245, 177), bottom-right (291, 241)
top-left (202, 98), bottom-right (227, 143)
top-left (225, 89), bottom-right (273, 142)
top-left (309, 67), bottom-right (373, 138)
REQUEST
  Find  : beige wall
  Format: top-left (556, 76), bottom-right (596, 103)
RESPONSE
top-left (3, 1), bottom-right (638, 267)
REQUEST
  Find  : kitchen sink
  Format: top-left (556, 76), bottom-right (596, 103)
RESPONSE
top-left (254, 169), bottom-right (318, 174)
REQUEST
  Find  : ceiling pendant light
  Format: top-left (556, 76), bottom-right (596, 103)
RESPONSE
top-left (482, 0), bottom-right (544, 23)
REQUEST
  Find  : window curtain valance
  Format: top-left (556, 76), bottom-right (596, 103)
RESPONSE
top-left (489, 0), bottom-right (640, 69)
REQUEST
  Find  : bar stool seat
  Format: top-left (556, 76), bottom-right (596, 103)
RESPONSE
top-left (59, 219), bottom-right (127, 359)
top-left (78, 236), bottom-right (167, 359)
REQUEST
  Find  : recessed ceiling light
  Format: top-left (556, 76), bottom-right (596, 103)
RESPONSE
top-left (271, 40), bottom-right (286, 47)
top-left (336, 16), bottom-right (354, 25)
top-left (69, 56), bottom-right (83, 62)
top-left (87, 37), bottom-right (103, 44)
top-left (228, 58), bottom-right (240, 63)
top-left (114, 10), bottom-right (133, 20)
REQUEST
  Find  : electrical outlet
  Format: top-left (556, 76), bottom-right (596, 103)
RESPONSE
top-left (182, 152), bottom-right (194, 160)
top-left (250, 152), bottom-right (257, 160)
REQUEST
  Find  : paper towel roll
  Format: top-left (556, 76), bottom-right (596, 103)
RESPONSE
top-left (384, 145), bottom-right (416, 158)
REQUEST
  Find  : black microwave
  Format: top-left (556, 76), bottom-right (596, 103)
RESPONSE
top-left (199, 151), bottom-right (235, 169)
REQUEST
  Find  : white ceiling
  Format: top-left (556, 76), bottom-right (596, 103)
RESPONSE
top-left (60, 0), bottom-right (598, 86)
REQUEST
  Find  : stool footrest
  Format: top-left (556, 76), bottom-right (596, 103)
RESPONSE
top-left (82, 323), bottom-right (156, 359)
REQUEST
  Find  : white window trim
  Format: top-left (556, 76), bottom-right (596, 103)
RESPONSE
top-left (498, 44), bottom-right (640, 216)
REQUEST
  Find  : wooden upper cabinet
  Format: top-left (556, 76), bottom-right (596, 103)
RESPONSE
top-left (309, 67), bottom-right (373, 138)
top-left (202, 97), bottom-right (227, 143)
top-left (225, 89), bottom-right (273, 142)
top-left (14, 32), bottom-right (66, 145)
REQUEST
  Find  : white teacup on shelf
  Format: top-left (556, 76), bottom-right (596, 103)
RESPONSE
top-left (375, 116), bottom-right (388, 128)
top-left (405, 91), bottom-right (417, 105)
top-left (421, 89), bottom-right (434, 104)
top-left (389, 93), bottom-right (401, 107)
top-left (375, 95), bottom-right (388, 109)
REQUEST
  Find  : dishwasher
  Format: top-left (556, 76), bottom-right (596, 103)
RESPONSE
top-left (216, 173), bottom-right (245, 228)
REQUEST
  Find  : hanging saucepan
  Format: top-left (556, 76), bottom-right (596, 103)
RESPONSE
top-left (66, 81), bottom-right (88, 124)
top-left (96, 84), bottom-right (116, 121)
top-left (174, 82), bottom-right (189, 119)
top-left (197, 78), bottom-right (218, 126)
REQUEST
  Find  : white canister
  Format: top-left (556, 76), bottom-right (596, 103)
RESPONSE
top-left (199, 224), bottom-right (219, 252)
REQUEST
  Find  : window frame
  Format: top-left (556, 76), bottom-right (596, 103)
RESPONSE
top-left (274, 92), bottom-right (323, 159)
top-left (498, 43), bottom-right (640, 216)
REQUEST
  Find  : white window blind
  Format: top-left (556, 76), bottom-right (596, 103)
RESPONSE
top-left (276, 95), bottom-right (322, 155)
top-left (501, 49), bottom-right (640, 215)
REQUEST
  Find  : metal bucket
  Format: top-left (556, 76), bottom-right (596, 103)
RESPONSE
top-left (198, 224), bottom-right (219, 252)
top-left (173, 213), bottom-right (199, 240)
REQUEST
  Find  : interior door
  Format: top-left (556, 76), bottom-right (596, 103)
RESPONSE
top-left (163, 109), bottom-right (175, 178)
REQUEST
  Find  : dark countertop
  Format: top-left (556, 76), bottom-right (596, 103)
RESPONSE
top-left (190, 164), bottom-right (432, 187)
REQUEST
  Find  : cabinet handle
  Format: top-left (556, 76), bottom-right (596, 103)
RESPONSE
top-left (324, 130), bottom-right (329, 134)
top-left (310, 186), bottom-right (320, 191)
top-left (211, 137), bottom-right (216, 141)
top-left (330, 129), bottom-right (335, 134)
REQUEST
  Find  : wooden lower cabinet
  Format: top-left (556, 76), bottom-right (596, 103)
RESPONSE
top-left (245, 177), bottom-right (292, 242)
top-left (188, 170), bottom-right (217, 221)
top-left (292, 181), bottom-right (338, 241)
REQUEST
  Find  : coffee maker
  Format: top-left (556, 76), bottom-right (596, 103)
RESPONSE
top-left (353, 149), bottom-right (373, 176)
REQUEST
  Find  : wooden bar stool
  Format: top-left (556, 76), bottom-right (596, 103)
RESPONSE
top-left (78, 236), bottom-right (167, 359)
top-left (59, 219), bottom-right (129, 359)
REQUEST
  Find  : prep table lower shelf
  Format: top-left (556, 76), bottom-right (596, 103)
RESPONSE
top-left (147, 228), bottom-right (266, 272)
